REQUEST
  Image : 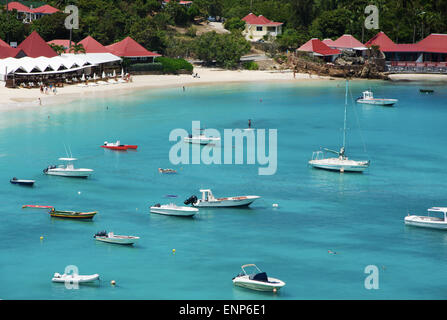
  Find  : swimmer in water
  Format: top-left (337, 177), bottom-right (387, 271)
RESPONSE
top-left (328, 250), bottom-right (337, 255)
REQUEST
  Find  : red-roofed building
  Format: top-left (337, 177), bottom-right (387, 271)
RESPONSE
top-left (18, 31), bottom-right (58, 58)
top-left (0, 46), bottom-right (26, 59)
top-left (242, 13), bottom-right (283, 42)
top-left (163, 0), bottom-right (193, 6)
top-left (5, 2), bottom-right (59, 23)
top-left (322, 39), bottom-right (336, 47)
top-left (106, 37), bottom-right (161, 62)
top-left (0, 38), bottom-right (10, 48)
top-left (332, 35), bottom-right (367, 52)
top-left (298, 38), bottom-right (341, 62)
top-left (78, 36), bottom-right (111, 54)
top-left (366, 32), bottom-right (447, 63)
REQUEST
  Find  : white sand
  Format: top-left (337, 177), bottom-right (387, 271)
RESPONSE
top-left (0, 67), bottom-right (328, 112)
top-left (389, 73), bottom-right (447, 81)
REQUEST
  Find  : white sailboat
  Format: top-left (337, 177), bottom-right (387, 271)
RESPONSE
top-left (309, 80), bottom-right (370, 173)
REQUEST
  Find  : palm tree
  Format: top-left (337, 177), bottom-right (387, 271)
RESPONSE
top-left (49, 44), bottom-right (66, 55)
top-left (69, 43), bottom-right (86, 54)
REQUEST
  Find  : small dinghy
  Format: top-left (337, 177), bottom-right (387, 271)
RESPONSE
top-left (150, 203), bottom-right (198, 217)
top-left (158, 168), bottom-right (177, 174)
top-left (10, 177), bottom-right (35, 186)
top-left (232, 264), bottom-right (285, 292)
top-left (94, 231), bottom-right (139, 245)
top-left (101, 141), bottom-right (138, 150)
top-left (52, 272), bottom-right (99, 284)
top-left (49, 208), bottom-right (97, 220)
top-left (184, 189), bottom-right (260, 208)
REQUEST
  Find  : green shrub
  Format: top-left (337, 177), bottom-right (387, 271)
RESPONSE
top-left (128, 63), bottom-right (163, 72)
top-left (242, 61), bottom-right (259, 70)
top-left (155, 57), bottom-right (194, 73)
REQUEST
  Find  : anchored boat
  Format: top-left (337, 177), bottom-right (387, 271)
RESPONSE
top-left (43, 158), bottom-right (93, 178)
top-left (52, 272), bottom-right (99, 284)
top-left (184, 129), bottom-right (221, 145)
top-left (184, 189), bottom-right (260, 208)
top-left (49, 208), bottom-right (97, 220)
top-left (101, 141), bottom-right (138, 150)
top-left (94, 231), bottom-right (139, 245)
top-left (405, 207), bottom-right (447, 230)
top-left (150, 203), bottom-right (198, 217)
top-left (10, 177), bottom-right (35, 186)
top-left (309, 80), bottom-right (370, 173)
top-left (356, 90), bottom-right (398, 106)
top-left (232, 264), bottom-right (285, 292)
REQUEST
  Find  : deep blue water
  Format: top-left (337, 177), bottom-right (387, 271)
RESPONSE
top-left (1, 80), bottom-right (447, 299)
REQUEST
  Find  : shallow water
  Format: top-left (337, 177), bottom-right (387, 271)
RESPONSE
top-left (1, 80), bottom-right (447, 299)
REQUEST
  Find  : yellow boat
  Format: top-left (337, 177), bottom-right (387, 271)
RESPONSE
top-left (49, 208), bottom-right (97, 220)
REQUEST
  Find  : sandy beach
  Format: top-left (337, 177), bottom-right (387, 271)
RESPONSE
top-left (389, 73), bottom-right (447, 81)
top-left (0, 67), bottom-right (329, 112)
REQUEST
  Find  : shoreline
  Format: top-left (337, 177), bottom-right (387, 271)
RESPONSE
top-left (1, 67), bottom-right (445, 112)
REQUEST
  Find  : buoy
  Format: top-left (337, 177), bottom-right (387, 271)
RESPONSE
top-left (78, 191), bottom-right (81, 195)
top-left (273, 288), bottom-right (277, 293)
top-left (273, 204), bottom-right (279, 208)
top-left (172, 249), bottom-right (176, 254)
top-left (40, 236), bottom-right (44, 240)
top-left (340, 168), bottom-right (344, 173)
top-left (111, 280), bottom-right (116, 286)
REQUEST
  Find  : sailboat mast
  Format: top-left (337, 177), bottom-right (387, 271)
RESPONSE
top-left (343, 80), bottom-right (348, 149)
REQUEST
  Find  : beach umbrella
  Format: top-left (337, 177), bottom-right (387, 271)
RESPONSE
top-left (102, 71), bottom-right (106, 79)
top-left (113, 70), bottom-right (116, 77)
top-left (121, 68), bottom-right (124, 78)
top-left (93, 73), bottom-right (97, 80)
top-left (81, 74), bottom-right (85, 81)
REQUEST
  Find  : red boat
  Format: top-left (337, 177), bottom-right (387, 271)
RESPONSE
top-left (101, 141), bottom-right (138, 151)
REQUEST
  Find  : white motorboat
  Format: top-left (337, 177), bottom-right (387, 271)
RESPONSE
top-left (232, 264), bottom-right (285, 292)
top-left (356, 90), bottom-right (398, 106)
top-left (405, 207), bottom-right (447, 230)
top-left (52, 272), bottom-right (99, 283)
top-left (184, 129), bottom-right (221, 145)
top-left (150, 203), bottom-right (198, 217)
top-left (309, 80), bottom-right (370, 173)
top-left (43, 158), bottom-right (93, 178)
top-left (94, 231), bottom-right (140, 245)
top-left (184, 189), bottom-right (260, 208)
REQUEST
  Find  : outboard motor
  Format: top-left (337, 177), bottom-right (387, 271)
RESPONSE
top-left (94, 230), bottom-right (108, 238)
top-left (184, 195), bottom-right (198, 205)
top-left (153, 203), bottom-right (161, 208)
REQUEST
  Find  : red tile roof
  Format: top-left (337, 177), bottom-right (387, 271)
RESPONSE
top-left (0, 46), bottom-right (25, 59)
top-left (242, 13), bottom-right (283, 26)
top-left (18, 31), bottom-right (58, 58)
top-left (366, 32), bottom-right (447, 54)
top-left (106, 37), bottom-right (161, 58)
top-left (0, 38), bottom-right (10, 47)
top-left (298, 38), bottom-right (341, 56)
top-left (332, 34), bottom-right (366, 49)
top-left (417, 34), bottom-right (447, 54)
top-left (365, 32), bottom-right (396, 51)
top-left (32, 4), bottom-right (59, 14)
top-left (78, 36), bottom-right (111, 53)
top-left (47, 40), bottom-right (71, 52)
top-left (5, 1), bottom-right (32, 13)
top-left (322, 39), bottom-right (336, 47)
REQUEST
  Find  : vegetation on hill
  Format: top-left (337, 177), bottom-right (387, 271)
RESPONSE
top-left (1, 0), bottom-right (446, 68)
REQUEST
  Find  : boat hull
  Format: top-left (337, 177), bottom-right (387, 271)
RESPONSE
top-left (95, 236), bottom-right (139, 245)
top-left (50, 211), bottom-right (97, 219)
top-left (45, 169), bottom-right (93, 178)
top-left (193, 196), bottom-right (260, 208)
top-left (150, 207), bottom-right (198, 217)
top-left (404, 216), bottom-right (447, 230)
top-left (10, 180), bottom-right (35, 186)
top-left (52, 274), bottom-right (99, 283)
top-left (309, 159), bottom-right (369, 173)
top-left (357, 99), bottom-right (397, 106)
top-left (233, 277), bottom-right (285, 292)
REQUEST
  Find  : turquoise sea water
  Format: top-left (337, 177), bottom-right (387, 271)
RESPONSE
top-left (1, 79), bottom-right (447, 300)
